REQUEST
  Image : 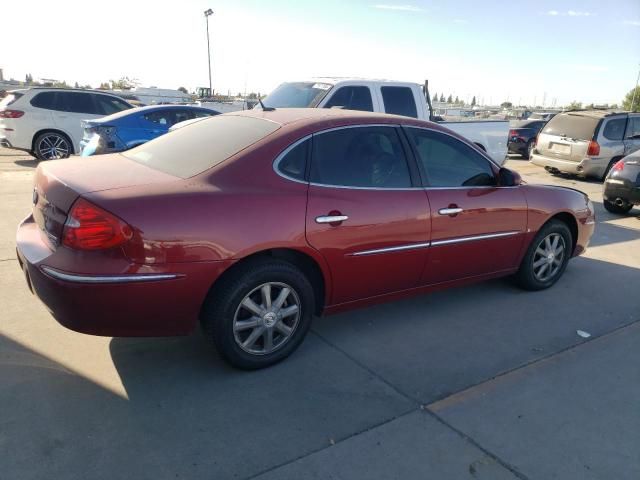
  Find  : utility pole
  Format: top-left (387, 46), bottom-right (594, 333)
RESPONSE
top-left (632, 64), bottom-right (640, 112)
top-left (204, 9), bottom-right (214, 97)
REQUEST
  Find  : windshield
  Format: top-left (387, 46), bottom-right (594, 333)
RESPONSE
top-left (261, 82), bottom-right (333, 108)
top-left (123, 115), bottom-right (280, 178)
top-left (542, 114), bottom-right (600, 141)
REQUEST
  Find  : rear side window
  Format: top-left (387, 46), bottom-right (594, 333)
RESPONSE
top-left (173, 110), bottom-right (194, 124)
top-left (123, 115), bottom-right (280, 178)
top-left (194, 109), bottom-right (216, 118)
top-left (324, 86), bottom-right (373, 112)
top-left (144, 110), bottom-right (174, 126)
top-left (310, 126), bottom-right (411, 188)
top-left (381, 87), bottom-right (418, 118)
top-left (277, 139), bottom-right (309, 181)
top-left (542, 114), bottom-right (599, 141)
top-left (57, 92), bottom-right (98, 114)
top-left (602, 118), bottom-right (626, 141)
top-left (94, 94), bottom-right (132, 115)
top-left (30, 92), bottom-right (57, 109)
top-left (407, 128), bottom-right (496, 187)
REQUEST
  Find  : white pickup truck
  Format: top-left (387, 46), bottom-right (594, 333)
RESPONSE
top-left (261, 78), bottom-right (509, 165)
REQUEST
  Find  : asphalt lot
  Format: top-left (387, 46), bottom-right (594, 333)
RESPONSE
top-left (1, 147), bottom-right (638, 480)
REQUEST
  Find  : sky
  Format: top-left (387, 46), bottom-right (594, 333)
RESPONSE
top-left (3, 0), bottom-right (639, 106)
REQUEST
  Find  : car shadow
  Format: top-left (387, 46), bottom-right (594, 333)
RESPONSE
top-left (14, 159), bottom-right (39, 168)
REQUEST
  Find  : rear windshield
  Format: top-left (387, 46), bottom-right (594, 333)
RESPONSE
top-left (0, 92), bottom-right (23, 108)
top-left (542, 114), bottom-right (599, 141)
top-left (123, 115), bottom-right (280, 178)
top-left (262, 82), bottom-right (332, 108)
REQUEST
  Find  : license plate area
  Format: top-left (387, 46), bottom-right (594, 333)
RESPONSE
top-left (550, 143), bottom-right (571, 155)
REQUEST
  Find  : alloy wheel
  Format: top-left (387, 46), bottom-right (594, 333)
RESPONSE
top-left (38, 134), bottom-right (70, 159)
top-left (233, 282), bottom-right (301, 355)
top-left (532, 233), bottom-right (566, 282)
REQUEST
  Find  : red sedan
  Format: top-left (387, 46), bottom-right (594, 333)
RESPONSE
top-left (16, 109), bottom-right (595, 369)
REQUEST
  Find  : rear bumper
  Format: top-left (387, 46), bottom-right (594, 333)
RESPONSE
top-left (507, 140), bottom-right (527, 154)
top-left (604, 178), bottom-right (640, 205)
top-left (530, 153), bottom-right (607, 178)
top-left (16, 215), bottom-right (231, 337)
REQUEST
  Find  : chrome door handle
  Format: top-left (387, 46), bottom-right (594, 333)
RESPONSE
top-left (315, 215), bottom-right (349, 224)
top-left (438, 208), bottom-right (463, 216)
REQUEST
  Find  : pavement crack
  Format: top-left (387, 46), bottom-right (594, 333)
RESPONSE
top-left (0, 258), bottom-right (17, 262)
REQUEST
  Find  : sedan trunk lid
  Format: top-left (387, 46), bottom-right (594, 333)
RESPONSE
top-left (32, 154), bottom-right (178, 245)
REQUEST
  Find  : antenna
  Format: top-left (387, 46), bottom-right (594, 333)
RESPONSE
top-left (259, 98), bottom-right (275, 111)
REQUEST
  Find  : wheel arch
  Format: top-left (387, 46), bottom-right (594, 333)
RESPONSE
top-left (32, 129), bottom-right (76, 155)
top-left (547, 211), bottom-right (578, 253)
top-left (201, 247), bottom-right (330, 319)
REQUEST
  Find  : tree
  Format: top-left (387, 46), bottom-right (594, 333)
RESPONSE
top-left (622, 86), bottom-right (640, 112)
top-left (611, 103), bottom-right (619, 109)
top-left (471, 96), bottom-right (476, 106)
top-left (432, 92), bottom-right (438, 102)
top-left (500, 101), bottom-right (513, 109)
top-left (74, 82), bottom-right (80, 89)
top-left (177, 86), bottom-right (188, 94)
top-left (98, 82), bottom-right (111, 90)
top-left (567, 101), bottom-right (582, 110)
top-left (447, 94), bottom-right (453, 103)
top-left (109, 76), bottom-right (139, 90)
top-left (454, 96), bottom-right (460, 104)
top-left (439, 93), bottom-right (445, 102)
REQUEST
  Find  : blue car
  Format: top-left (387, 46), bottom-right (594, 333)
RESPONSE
top-left (80, 104), bottom-right (219, 156)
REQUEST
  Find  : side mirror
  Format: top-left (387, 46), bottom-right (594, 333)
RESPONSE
top-left (498, 167), bottom-right (522, 187)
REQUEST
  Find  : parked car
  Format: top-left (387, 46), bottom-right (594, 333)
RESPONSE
top-left (16, 109), bottom-right (595, 369)
top-left (508, 120), bottom-right (546, 158)
top-left (0, 88), bottom-right (133, 159)
top-left (528, 112), bottom-right (557, 122)
top-left (530, 111), bottom-right (640, 180)
top-left (603, 150), bottom-right (640, 214)
top-left (80, 104), bottom-right (219, 156)
top-left (261, 78), bottom-right (510, 165)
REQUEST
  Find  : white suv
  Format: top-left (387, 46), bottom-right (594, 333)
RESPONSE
top-left (0, 88), bottom-right (132, 160)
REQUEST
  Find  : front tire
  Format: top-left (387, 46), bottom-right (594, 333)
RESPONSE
top-left (516, 220), bottom-right (572, 291)
top-left (603, 199), bottom-right (633, 214)
top-left (201, 259), bottom-right (314, 369)
top-left (33, 132), bottom-right (72, 160)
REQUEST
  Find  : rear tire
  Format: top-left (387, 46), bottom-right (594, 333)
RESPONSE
top-left (33, 132), bottom-right (73, 160)
top-left (525, 140), bottom-right (534, 159)
top-left (603, 199), bottom-right (633, 214)
top-left (515, 220), bottom-right (572, 291)
top-left (201, 259), bottom-right (314, 370)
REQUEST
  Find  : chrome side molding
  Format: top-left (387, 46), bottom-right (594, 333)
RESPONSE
top-left (41, 266), bottom-right (180, 284)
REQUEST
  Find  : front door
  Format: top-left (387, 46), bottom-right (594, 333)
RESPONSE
top-left (305, 125), bottom-right (431, 305)
top-left (404, 127), bottom-right (528, 284)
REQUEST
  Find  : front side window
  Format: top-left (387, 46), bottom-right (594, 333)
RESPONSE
top-left (276, 139), bottom-right (309, 181)
top-left (625, 116), bottom-right (640, 139)
top-left (381, 87), bottom-right (418, 118)
top-left (323, 86), bottom-right (373, 112)
top-left (407, 128), bottom-right (496, 187)
top-left (173, 110), bottom-right (194, 124)
top-left (95, 94), bottom-right (132, 115)
top-left (310, 126), bottom-right (411, 188)
top-left (602, 118), bottom-right (626, 141)
top-left (194, 109), bottom-right (216, 118)
top-left (58, 92), bottom-right (98, 114)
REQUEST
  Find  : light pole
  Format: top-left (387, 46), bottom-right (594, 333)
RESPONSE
top-left (204, 8), bottom-right (213, 97)
top-left (631, 63), bottom-right (640, 112)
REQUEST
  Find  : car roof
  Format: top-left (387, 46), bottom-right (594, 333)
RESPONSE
top-left (561, 110), bottom-right (627, 119)
top-left (227, 107), bottom-right (425, 126)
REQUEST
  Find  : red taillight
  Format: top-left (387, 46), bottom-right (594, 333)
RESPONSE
top-left (0, 109), bottom-right (25, 118)
top-left (62, 198), bottom-right (133, 250)
top-left (586, 140), bottom-right (600, 156)
top-left (613, 160), bottom-right (624, 172)
top-left (509, 129), bottom-right (517, 137)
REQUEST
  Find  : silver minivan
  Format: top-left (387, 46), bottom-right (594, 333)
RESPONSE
top-left (530, 111), bottom-right (640, 180)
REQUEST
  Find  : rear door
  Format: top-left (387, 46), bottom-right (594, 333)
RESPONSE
top-left (405, 127), bottom-right (528, 284)
top-left (624, 114), bottom-right (640, 156)
top-left (53, 91), bottom-right (102, 151)
top-left (537, 113), bottom-right (599, 162)
top-left (305, 124), bottom-right (431, 305)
